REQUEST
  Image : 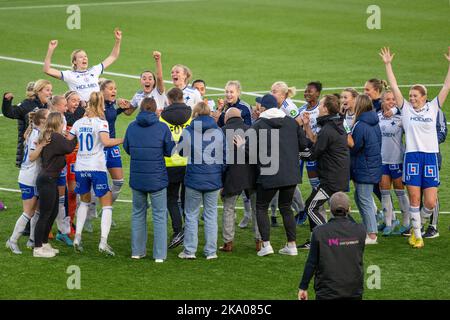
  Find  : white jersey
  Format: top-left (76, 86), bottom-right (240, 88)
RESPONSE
top-left (281, 98), bottom-right (299, 118)
top-left (61, 63), bottom-right (103, 102)
top-left (183, 86), bottom-right (202, 109)
top-left (378, 112), bottom-right (405, 164)
top-left (343, 111), bottom-right (355, 134)
top-left (401, 97), bottom-right (439, 154)
top-left (70, 117), bottom-right (109, 172)
top-left (18, 128), bottom-right (41, 186)
top-left (130, 88), bottom-right (168, 110)
top-left (299, 102), bottom-right (321, 134)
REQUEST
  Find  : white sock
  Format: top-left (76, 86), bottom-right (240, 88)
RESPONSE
top-left (111, 179), bottom-right (124, 203)
top-left (420, 206), bottom-right (434, 221)
top-left (75, 202), bottom-right (89, 237)
top-left (10, 213), bottom-right (31, 243)
top-left (242, 193), bottom-right (251, 217)
top-left (410, 206), bottom-right (422, 239)
top-left (381, 190), bottom-right (393, 227)
top-left (30, 211), bottom-right (39, 242)
top-left (100, 206), bottom-right (113, 244)
top-left (394, 189), bottom-right (410, 226)
top-left (56, 196), bottom-right (70, 234)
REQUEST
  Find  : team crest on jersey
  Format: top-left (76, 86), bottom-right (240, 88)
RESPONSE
top-left (407, 163), bottom-right (419, 176)
top-left (424, 165), bottom-right (437, 178)
top-left (290, 110), bottom-right (298, 117)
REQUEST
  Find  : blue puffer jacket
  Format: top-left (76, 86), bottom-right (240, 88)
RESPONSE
top-left (179, 115), bottom-right (225, 192)
top-left (124, 111), bottom-right (175, 193)
top-left (350, 110), bottom-right (382, 184)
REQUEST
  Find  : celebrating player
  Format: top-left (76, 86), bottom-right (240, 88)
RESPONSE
top-left (169, 64), bottom-right (202, 108)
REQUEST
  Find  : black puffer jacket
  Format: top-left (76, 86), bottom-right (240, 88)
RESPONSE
top-left (2, 95), bottom-right (48, 167)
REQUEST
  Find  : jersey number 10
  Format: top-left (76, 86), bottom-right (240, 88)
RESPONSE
top-left (79, 133), bottom-right (94, 152)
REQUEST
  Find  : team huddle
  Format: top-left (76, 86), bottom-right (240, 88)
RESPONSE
top-left (2, 29), bottom-right (450, 262)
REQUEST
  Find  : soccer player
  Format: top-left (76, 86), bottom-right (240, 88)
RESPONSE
top-left (378, 90), bottom-right (410, 236)
top-left (6, 109), bottom-right (49, 254)
top-left (379, 46), bottom-right (450, 248)
top-left (67, 91), bottom-right (124, 255)
top-left (169, 64), bottom-right (202, 109)
top-left (43, 28), bottom-right (122, 102)
top-left (192, 79), bottom-right (216, 111)
top-left (340, 88), bottom-right (359, 134)
top-left (216, 81), bottom-right (252, 127)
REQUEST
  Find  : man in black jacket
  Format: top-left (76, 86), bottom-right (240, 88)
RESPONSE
top-left (297, 94), bottom-right (350, 249)
top-left (160, 88), bottom-right (192, 249)
top-left (298, 192), bottom-right (366, 300)
top-left (220, 107), bottom-right (260, 252)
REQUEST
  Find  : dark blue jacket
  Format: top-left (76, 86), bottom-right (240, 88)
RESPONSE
top-left (350, 111), bottom-right (382, 184)
top-left (217, 98), bottom-right (252, 127)
top-left (104, 100), bottom-right (124, 138)
top-left (178, 115), bottom-right (225, 192)
top-left (124, 111), bottom-right (175, 193)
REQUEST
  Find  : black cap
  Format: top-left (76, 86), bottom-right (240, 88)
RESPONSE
top-left (255, 94), bottom-right (278, 109)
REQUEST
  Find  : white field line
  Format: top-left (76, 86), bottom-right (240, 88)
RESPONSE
top-left (1, 187), bottom-right (450, 214)
top-left (0, 0), bottom-right (200, 11)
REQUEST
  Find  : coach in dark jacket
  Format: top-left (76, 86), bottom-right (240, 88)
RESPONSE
top-left (298, 192), bottom-right (366, 300)
top-left (123, 97), bottom-right (175, 262)
top-left (238, 94), bottom-right (309, 257)
top-left (2, 89), bottom-right (49, 167)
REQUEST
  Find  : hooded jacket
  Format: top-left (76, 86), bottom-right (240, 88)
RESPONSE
top-left (2, 95), bottom-right (48, 168)
top-left (178, 115), bottom-right (225, 192)
top-left (350, 110), bottom-right (382, 184)
top-left (250, 108), bottom-right (310, 189)
top-left (306, 114), bottom-right (350, 192)
top-left (124, 111), bottom-right (175, 193)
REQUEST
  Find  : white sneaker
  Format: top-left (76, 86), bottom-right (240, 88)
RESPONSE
top-left (131, 254), bottom-right (146, 259)
top-left (257, 244), bottom-right (274, 257)
top-left (278, 244), bottom-right (298, 256)
top-left (6, 239), bottom-right (22, 254)
top-left (365, 236), bottom-right (378, 245)
top-left (155, 259), bottom-right (164, 263)
top-left (43, 243), bottom-right (59, 254)
top-left (178, 251), bottom-right (196, 259)
top-left (206, 253), bottom-right (218, 260)
top-left (33, 246), bottom-right (56, 258)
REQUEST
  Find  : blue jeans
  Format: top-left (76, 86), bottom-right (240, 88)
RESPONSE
top-left (184, 187), bottom-right (219, 257)
top-left (354, 183), bottom-right (378, 234)
top-left (131, 188), bottom-right (167, 260)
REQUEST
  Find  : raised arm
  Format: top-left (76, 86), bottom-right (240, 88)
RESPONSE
top-left (153, 51), bottom-right (165, 94)
top-left (43, 40), bottom-right (62, 79)
top-left (102, 28), bottom-right (122, 69)
top-left (379, 47), bottom-right (404, 108)
top-left (438, 47), bottom-right (450, 106)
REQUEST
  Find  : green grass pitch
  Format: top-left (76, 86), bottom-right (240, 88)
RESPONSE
top-left (0, 0), bottom-right (449, 299)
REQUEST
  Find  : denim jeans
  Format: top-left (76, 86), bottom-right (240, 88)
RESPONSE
top-left (184, 187), bottom-right (219, 257)
top-left (354, 183), bottom-right (378, 234)
top-left (131, 188), bottom-right (167, 260)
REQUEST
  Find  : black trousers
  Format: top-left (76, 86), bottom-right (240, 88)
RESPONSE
top-left (35, 174), bottom-right (59, 248)
top-left (256, 184), bottom-right (296, 242)
top-left (305, 185), bottom-right (333, 232)
top-left (167, 181), bottom-right (185, 234)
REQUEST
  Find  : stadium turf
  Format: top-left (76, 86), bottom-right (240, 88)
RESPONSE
top-left (0, 0), bottom-right (449, 299)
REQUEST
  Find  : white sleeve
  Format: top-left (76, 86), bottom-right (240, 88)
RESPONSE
top-left (61, 70), bottom-right (75, 84)
top-left (430, 97), bottom-right (441, 109)
top-left (92, 63), bottom-right (104, 77)
top-left (130, 93), bottom-right (140, 109)
top-left (69, 121), bottom-right (79, 137)
top-left (98, 119), bottom-right (109, 134)
top-left (195, 90), bottom-right (202, 104)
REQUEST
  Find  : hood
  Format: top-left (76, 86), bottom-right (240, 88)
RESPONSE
top-left (136, 110), bottom-right (159, 127)
top-left (191, 115), bottom-right (218, 133)
top-left (258, 108), bottom-right (286, 128)
top-left (317, 114), bottom-right (346, 134)
top-left (358, 110), bottom-right (379, 126)
top-left (160, 103), bottom-right (192, 125)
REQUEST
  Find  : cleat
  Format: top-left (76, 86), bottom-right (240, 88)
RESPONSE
top-left (423, 226), bottom-right (439, 239)
top-left (168, 231), bottom-right (184, 249)
top-left (73, 236), bottom-right (83, 253)
top-left (297, 240), bottom-right (311, 250)
top-left (56, 233), bottom-right (73, 246)
top-left (178, 251), bottom-right (196, 259)
top-left (98, 242), bottom-right (115, 256)
top-left (413, 238), bottom-right (424, 249)
top-left (6, 239), bottom-right (22, 254)
top-left (408, 229), bottom-right (416, 246)
top-left (398, 225), bottom-right (411, 236)
top-left (278, 244), bottom-right (298, 256)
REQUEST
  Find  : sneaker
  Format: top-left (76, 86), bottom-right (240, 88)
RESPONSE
top-left (43, 243), bottom-right (59, 254)
top-left (83, 219), bottom-right (93, 233)
top-left (155, 259), bottom-right (164, 263)
top-left (382, 226), bottom-right (394, 237)
top-left (423, 226), bottom-right (439, 239)
top-left (278, 244), bottom-right (298, 256)
top-left (408, 229), bottom-right (416, 246)
top-left (56, 233), bottom-right (73, 246)
top-left (33, 246), bottom-right (55, 258)
top-left (178, 251), bottom-right (196, 259)
top-left (26, 239), bottom-right (35, 249)
top-left (238, 215), bottom-right (251, 228)
top-left (131, 254), bottom-right (146, 259)
top-left (271, 216), bottom-right (279, 227)
top-left (295, 211), bottom-right (308, 225)
top-left (168, 231), bottom-right (184, 249)
top-left (365, 236), bottom-right (378, 245)
top-left (413, 238), bottom-right (424, 249)
top-left (398, 225), bottom-right (411, 236)
top-left (297, 240), bottom-right (311, 250)
top-left (257, 244), bottom-right (274, 257)
top-left (6, 239), bottom-right (22, 254)
top-left (99, 242), bottom-right (115, 256)
top-left (206, 253), bottom-right (218, 260)
top-left (73, 236), bottom-right (84, 253)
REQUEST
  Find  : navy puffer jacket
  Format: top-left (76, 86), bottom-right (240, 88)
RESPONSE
top-left (350, 111), bottom-right (382, 184)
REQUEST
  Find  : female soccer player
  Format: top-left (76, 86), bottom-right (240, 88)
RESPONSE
top-left (217, 81), bottom-right (252, 127)
top-left (271, 81), bottom-right (300, 118)
top-left (340, 88), bottom-right (359, 134)
top-left (378, 90), bottom-right (410, 236)
top-left (6, 109), bottom-right (49, 254)
top-left (364, 78), bottom-right (389, 113)
top-left (379, 46), bottom-right (450, 248)
top-left (169, 64), bottom-right (202, 108)
top-left (68, 91), bottom-right (124, 255)
top-left (43, 28), bottom-right (122, 102)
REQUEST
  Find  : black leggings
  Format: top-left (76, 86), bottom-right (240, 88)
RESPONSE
top-left (35, 174), bottom-right (59, 248)
top-left (167, 181), bottom-right (185, 234)
top-left (256, 185), bottom-right (296, 242)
